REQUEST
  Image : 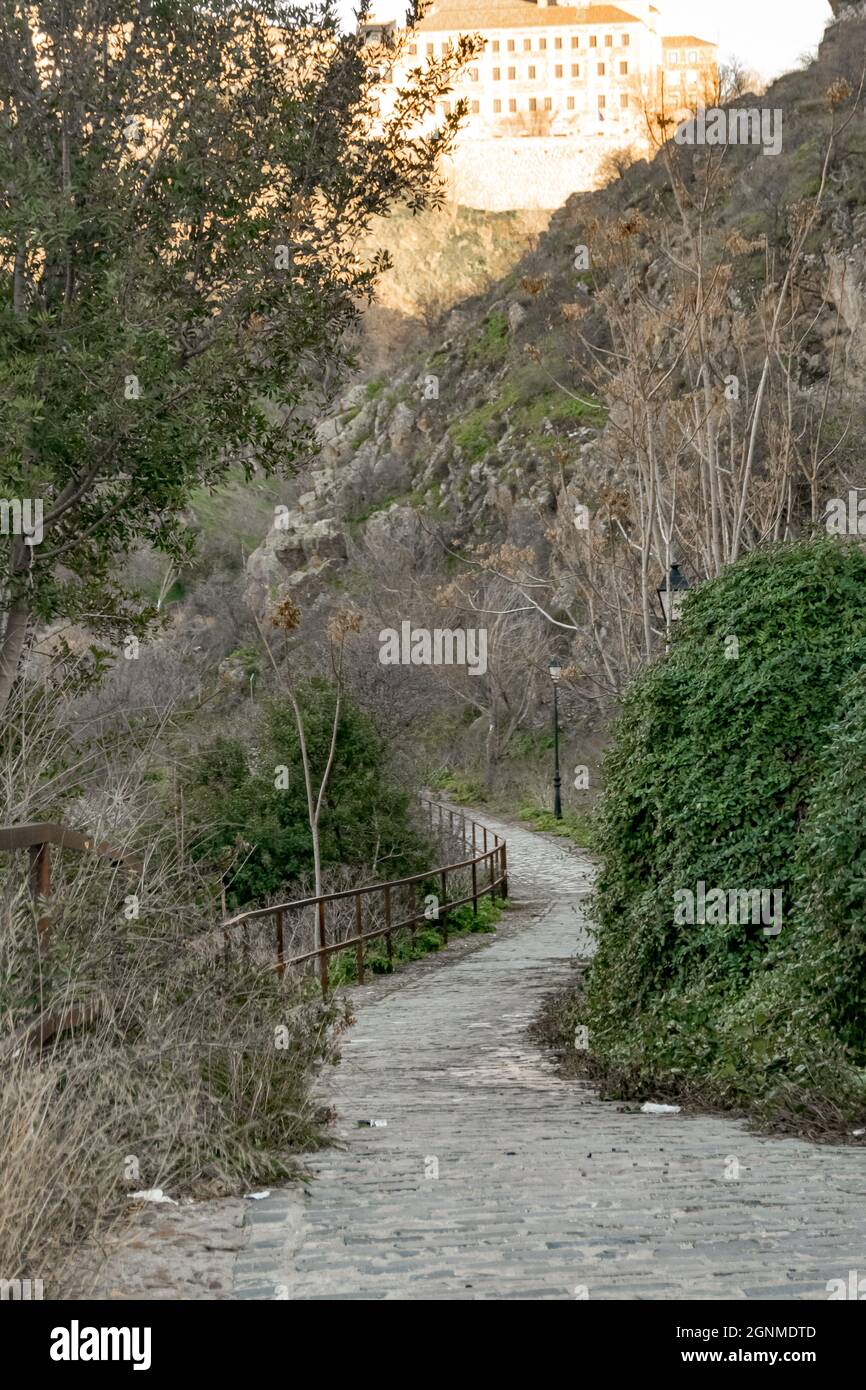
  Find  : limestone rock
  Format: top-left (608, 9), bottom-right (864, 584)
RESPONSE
top-left (508, 301), bottom-right (527, 333)
top-left (387, 401), bottom-right (416, 452)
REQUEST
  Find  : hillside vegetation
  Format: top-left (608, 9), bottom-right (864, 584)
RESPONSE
top-left (239, 7), bottom-right (866, 815)
top-left (580, 539), bottom-right (866, 1134)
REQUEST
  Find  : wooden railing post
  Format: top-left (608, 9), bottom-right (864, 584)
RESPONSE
top-left (355, 893), bottom-right (364, 984)
top-left (384, 884), bottom-right (393, 969)
top-left (440, 868), bottom-right (448, 944)
top-left (500, 844), bottom-right (508, 899)
top-left (318, 899), bottom-right (329, 998)
top-left (28, 841), bottom-right (51, 947)
top-left (275, 910), bottom-right (285, 979)
top-left (471, 859), bottom-right (478, 917)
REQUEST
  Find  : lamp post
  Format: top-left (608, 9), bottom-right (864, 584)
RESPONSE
top-left (549, 657), bottom-right (563, 821)
top-left (657, 563), bottom-right (690, 632)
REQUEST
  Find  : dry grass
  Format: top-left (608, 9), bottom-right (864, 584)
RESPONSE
top-left (0, 678), bottom-right (348, 1297)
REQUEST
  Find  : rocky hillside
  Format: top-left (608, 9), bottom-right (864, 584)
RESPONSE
top-left (248, 7), bottom-right (866, 630)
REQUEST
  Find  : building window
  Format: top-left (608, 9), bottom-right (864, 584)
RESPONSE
top-left (492, 40), bottom-right (500, 52)
top-left (597, 62), bottom-right (605, 75)
top-left (622, 34), bottom-right (630, 47)
top-left (408, 43), bottom-right (417, 56)
top-left (567, 95), bottom-right (575, 110)
top-left (620, 93), bottom-right (629, 108)
top-left (668, 51), bottom-right (678, 65)
top-left (426, 43), bottom-right (434, 55)
top-left (528, 97), bottom-right (537, 111)
top-left (689, 50), bottom-right (698, 63)
top-left (470, 67), bottom-right (479, 81)
top-left (572, 36), bottom-right (579, 48)
top-left (544, 96), bottom-right (552, 110)
top-left (572, 63), bottom-right (579, 76)
top-left (555, 64), bottom-right (563, 77)
top-left (493, 98), bottom-right (502, 112)
top-left (555, 37), bottom-right (563, 50)
top-left (440, 101), bottom-right (451, 115)
top-left (589, 35), bottom-right (597, 48)
top-left (509, 97), bottom-right (517, 111)
top-left (539, 38), bottom-right (547, 50)
top-left (605, 34), bottom-right (613, 47)
top-left (598, 94), bottom-right (606, 109)
top-left (508, 65), bottom-right (516, 79)
top-left (493, 66), bottom-right (501, 79)
top-left (528, 65), bottom-right (536, 79)
top-left (620, 61), bottom-right (628, 74)
top-left (471, 100), bottom-right (480, 113)
top-left (524, 38), bottom-right (531, 51)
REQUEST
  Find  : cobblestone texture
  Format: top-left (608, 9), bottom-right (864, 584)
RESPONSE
top-left (236, 813), bottom-right (866, 1301)
top-left (71, 1198), bottom-right (248, 1300)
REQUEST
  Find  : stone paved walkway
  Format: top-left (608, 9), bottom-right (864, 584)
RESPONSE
top-left (235, 813), bottom-right (866, 1301)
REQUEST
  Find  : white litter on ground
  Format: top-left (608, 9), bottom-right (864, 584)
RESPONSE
top-left (128, 1188), bottom-right (178, 1204)
top-left (641, 1102), bottom-right (681, 1115)
top-left (244, 1191), bottom-right (272, 1200)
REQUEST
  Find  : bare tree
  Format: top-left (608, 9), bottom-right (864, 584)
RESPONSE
top-left (256, 599), bottom-right (361, 898)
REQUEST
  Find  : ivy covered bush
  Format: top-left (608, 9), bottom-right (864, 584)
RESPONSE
top-left (712, 662), bottom-right (866, 1126)
top-left (582, 538), bottom-right (866, 1131)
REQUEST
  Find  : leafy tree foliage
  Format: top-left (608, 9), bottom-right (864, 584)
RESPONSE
top-left (186, 681), bottom-right (427, 905)
top-left (0, 0), bottom-right (478, 708)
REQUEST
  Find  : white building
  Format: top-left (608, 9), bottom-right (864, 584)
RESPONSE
top-left (362, 2), bottom-right (718, 209)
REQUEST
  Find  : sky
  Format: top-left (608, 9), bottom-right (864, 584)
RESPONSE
top-left (337, 1), bottom-right (835, 83)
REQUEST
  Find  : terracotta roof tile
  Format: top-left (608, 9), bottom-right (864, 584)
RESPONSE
top-left (414, 3), bottom-right (645, 32)
top-left (662, 35), bottom-right (717, 47)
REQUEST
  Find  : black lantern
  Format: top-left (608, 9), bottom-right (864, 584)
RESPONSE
top-left (657, 563), bottom-right (689, 624)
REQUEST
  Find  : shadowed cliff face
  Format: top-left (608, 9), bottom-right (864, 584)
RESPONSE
top-left (358, 203), bottom-right (551, 371)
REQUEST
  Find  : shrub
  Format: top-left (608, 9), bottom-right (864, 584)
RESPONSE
top-left (185, 681), bottom-right (429, 906)
top-left (712, 661), bottom-right (866, 1125)
top-left (582, 538), bottom-right (866, 1128)
top-left (467, 310), bottom-right (509, 364)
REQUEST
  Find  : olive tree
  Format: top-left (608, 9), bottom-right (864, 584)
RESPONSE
top-left (0, 0), bottom-right (479, 710)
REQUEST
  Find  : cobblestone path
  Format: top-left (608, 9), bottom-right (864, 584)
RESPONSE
top-left (234, 813), bottom-right (866, 1301)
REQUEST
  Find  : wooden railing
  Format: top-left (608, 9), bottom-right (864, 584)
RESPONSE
top-left (0, 823), bottom-right (143, 1055)
top-left (0, 800), bottom-right (507, 1042)
top-left (220, 798), bottom-right (508, 997)
top-left (0, 822), bottom-right (143, 947)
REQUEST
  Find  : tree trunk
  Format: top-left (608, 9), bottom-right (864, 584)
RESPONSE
top-left (0, 597), bottom-right (30, 717)
top-left (485, 719), bottom-right (498, 789)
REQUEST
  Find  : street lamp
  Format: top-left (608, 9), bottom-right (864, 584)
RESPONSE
top-left (657, 563), bottom-right (690, 626)
top-left (548, 657), bottom-right (563, 821)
